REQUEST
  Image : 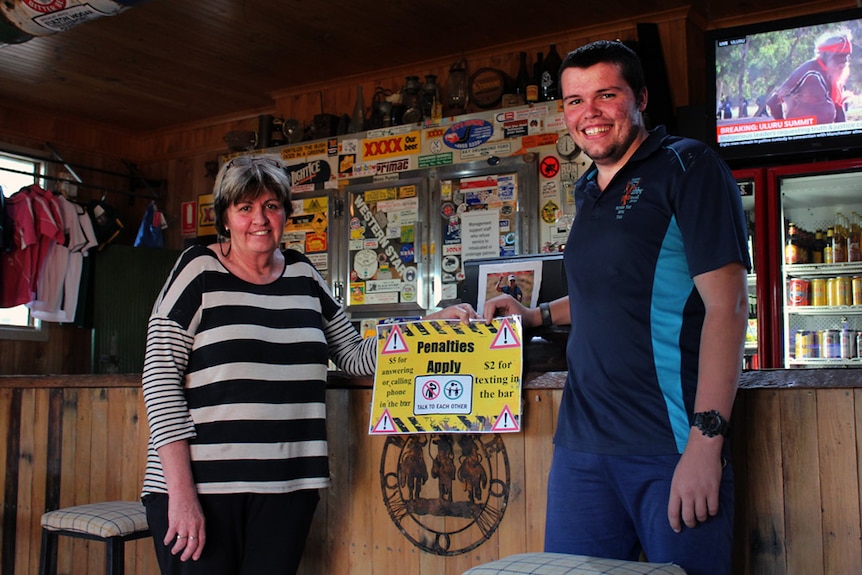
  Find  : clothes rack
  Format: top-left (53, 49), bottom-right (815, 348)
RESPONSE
top-left (0, 144), bottom-right (163, 201)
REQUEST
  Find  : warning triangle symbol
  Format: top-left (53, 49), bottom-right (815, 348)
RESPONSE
top-left (308, 198), bottom-right (322, 211)
top-left (491, 404), bottom-right (520, 432)
top-left (490, 318), bottom-right (521, 349)
top-left (371, 409), bottom-right (397, 434)
top-left (382, 325), bottom-right (409, 354)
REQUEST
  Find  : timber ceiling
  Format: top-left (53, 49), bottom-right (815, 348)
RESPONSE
top-left (0, 0), bottom-right (848, 133)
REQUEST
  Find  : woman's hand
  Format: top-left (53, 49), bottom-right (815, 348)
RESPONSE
top-left (166, 488), bottom-right (207, 561)
top-left (425, 303), bottom-right (479, 324)
top-left (158, 440), bottom-right (207, 561)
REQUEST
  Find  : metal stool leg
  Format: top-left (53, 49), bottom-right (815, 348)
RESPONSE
top-left (106, 536), bottom-right (125, 575)
top-left (38, 528), bottom-right (57, 575)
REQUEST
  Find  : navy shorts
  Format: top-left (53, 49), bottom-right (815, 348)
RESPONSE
top-left (544, 445), bottom-right (734, 575)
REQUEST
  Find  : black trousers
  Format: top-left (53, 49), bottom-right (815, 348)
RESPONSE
top-left (143, 490), bottom-right (319, 575)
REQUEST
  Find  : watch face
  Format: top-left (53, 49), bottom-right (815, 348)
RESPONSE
top-left (694, 410), bottom-right (728, 437)
top-left (703, 413), bottom-right (721, 431)
top-left (555, 133), bottom-right (579, 159)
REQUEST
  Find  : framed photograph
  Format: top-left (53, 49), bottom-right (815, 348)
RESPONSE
top-left (476, 260), bottom-right (543, 312)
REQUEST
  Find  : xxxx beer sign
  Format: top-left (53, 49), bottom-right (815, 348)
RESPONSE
top-left (362, 130), bottom-right (421, 160)
top-left (196, 193), bottom-right (215, 236)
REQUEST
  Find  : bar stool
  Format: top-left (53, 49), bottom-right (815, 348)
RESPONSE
top-left (461, 552), bottom-right (687, 575)
top-left (38, 501), bottom-right (150, 575)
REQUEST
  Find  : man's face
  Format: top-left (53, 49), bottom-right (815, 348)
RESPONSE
top-left (561, 62), bottom-right (647, 169)
top-left (823, 52), bottom-right (850, 81)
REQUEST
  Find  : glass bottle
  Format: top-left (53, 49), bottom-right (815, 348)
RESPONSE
top-left (526, 51), bottom-right (542, 104)
top-left (513, 52), bottom-right (530, 106)
top-left (812, 229), bottom-right (824, 264)
top-left (785, 222), bottom-right (800, 265)
top-left (445, 60), bottom-right (468, 116)
top-left (847, 211), bottom-right (861, 262)
top-left (540, 44), bottom-right (563, 102)
top-left (833, 213), bottom-right (848, 263)
top-left (347, 85), bottom-right (366, 133)
top-left (824, 227), bottom-right (834, 263)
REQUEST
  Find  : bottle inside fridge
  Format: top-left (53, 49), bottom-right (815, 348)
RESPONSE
top-left (780, 170), bottom-right (862, 367)
top-left (738, 179), bottom-right (759, 369)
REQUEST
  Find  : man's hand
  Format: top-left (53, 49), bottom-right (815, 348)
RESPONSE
top-left (667, 433), bottom-right (724, 532)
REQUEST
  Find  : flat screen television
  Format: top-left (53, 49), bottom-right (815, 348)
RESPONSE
top-left (706, 7), bottom-right (862, 163)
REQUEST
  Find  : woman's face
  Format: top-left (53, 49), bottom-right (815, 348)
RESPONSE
top-left (223, 189), bottom-right (286, 256)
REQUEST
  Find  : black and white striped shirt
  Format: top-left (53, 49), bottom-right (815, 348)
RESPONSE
top-left (141, 245), bottom-right (375, 496)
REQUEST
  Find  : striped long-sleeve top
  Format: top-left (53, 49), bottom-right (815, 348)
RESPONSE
top-left (141, 245), bottom-right (376, 496)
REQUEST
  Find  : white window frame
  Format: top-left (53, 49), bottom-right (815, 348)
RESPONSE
top-left (0, 146), bottom-right (52, 342)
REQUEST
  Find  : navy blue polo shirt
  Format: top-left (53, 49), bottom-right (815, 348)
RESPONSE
top-left (556, 126), bottom-right (749, 456)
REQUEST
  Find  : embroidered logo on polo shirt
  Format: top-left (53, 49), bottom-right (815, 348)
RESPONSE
top-left (615, 177), bottom-right (643, 220)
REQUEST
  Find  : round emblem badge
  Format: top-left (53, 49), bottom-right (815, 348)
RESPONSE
top-left (380, 433), bottom-right (510, 555)
top-left (353, 249), bottom-right (378, 280)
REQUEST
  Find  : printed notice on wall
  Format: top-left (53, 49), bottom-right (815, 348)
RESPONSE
top-left (460, 209), bottom-right (501, 262)
top-left (369, 316), bottom-right (523, 435)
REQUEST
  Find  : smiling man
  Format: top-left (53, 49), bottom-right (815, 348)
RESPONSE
top-left (483, 40), bottom-right (750, 575)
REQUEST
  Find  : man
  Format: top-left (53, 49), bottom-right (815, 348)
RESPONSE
top-left (766, 32), bottom-right (852, 123)
top-left (495, 273), bottom-right (523, 302)
top-left (483, 41), bottom-right (749, 575)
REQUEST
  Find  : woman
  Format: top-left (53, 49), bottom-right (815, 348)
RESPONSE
top-left (141, 155), bottom-right (476, 575)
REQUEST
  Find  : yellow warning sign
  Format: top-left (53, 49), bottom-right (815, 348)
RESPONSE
top-left (369, 316), bottom-right (523, 435)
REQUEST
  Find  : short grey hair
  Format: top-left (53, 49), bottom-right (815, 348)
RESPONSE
top-left (213, 155), bottom-right (292, 237)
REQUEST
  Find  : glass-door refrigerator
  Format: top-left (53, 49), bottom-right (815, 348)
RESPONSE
top-left (733, 168), bottom-right (773, 369)
top-left (767, 158), bottom-right (862, 367)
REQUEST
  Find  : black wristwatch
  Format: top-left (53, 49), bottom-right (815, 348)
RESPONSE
top-left (692, 410), bottom-right (729, 438)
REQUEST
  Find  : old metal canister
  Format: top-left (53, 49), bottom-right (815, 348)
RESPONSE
top-left (788, 278), bottom-right (809, 306)
top-left (840, 329), bottom-right (856, 359)
top-left (795, 330), bottom-right (815, 359)
top-left (853, 276), bottom-right (862, 306)
top-left (836, 276), bottom-right (851, 306)
top-left (811, 278), bottom-right (827, 307)
top-left (827, 277), bottom-right (837, 306)
top-left (821, 329), bottom-right (841, 358)
top-left (857, 331), bottom-right (862, 358)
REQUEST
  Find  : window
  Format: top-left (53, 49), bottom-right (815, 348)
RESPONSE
top-left (0, 150), bottom-right (48, 341)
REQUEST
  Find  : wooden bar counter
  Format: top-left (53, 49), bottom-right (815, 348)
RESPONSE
top-left (1, 341), bottom-right (860, 575)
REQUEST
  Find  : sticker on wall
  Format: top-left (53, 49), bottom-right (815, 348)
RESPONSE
top-left (442, 254), bottom-right (460, 274)
top-left (542, 200), bottom-right (560, 224)
top-left (540, 155), bottom-right (561, 178)
top-left (442, 119), bottom-right (494, 150)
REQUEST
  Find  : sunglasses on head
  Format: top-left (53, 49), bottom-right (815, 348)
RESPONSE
top-left (224, 156), bottom-right (282, 170)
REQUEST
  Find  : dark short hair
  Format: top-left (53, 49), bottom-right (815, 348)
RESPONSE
top-left (559, 40), bottom-right (647, 99)
top-left (212, 155), bottom-right (292, 237)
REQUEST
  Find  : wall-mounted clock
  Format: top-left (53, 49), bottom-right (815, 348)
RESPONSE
top-left (555, 132), bottom-right (580, 160)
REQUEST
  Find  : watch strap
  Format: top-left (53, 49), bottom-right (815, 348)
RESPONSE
top-left (539, 302), bottom-right (552, 328)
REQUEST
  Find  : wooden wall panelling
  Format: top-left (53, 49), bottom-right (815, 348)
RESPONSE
top-left (780, 389), bottom-right (823, 575)
top-left (816, 389), bottom-right (862, 575)
top-left (739, 389), bottom-right (786, 575)
top-left (13, 388), bottom-right (36, 575)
